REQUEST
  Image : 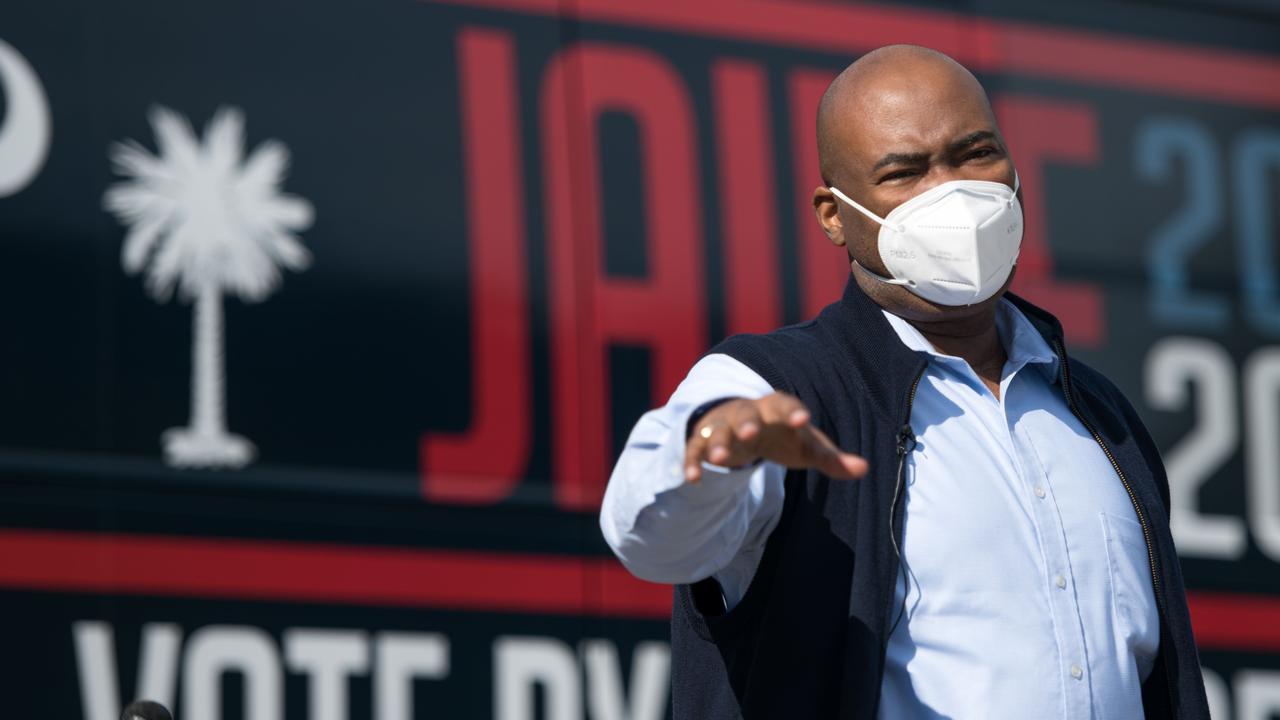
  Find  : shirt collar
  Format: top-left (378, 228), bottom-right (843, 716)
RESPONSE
top-left (880, 298), bottom-right (1060, 383)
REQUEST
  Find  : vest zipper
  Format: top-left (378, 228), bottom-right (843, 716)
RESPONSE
top-left (1052, 338), bottom-right (1176, 711)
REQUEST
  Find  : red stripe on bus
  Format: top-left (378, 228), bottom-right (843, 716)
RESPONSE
top-left (422, 0), bottom-right (1280, 110)
top-left (1186, 590), bottom-right (1280, 654)
top-left (0, 529), bottom-right (671, 619)
top-left (1, 529), bottom-right (1277, 651)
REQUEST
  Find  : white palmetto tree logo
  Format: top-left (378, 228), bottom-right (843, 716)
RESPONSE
top-left (103, 106), bottom-right (314, 468)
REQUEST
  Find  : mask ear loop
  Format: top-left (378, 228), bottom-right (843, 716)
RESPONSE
top-left (829, 186), bottom-right (914, 287)
top-left (828, 186), bottom-right (906, 234)
top-left (852, 259), bottom-right (914, 287)
top-left (1005, 171), bottom-right (1022, 274)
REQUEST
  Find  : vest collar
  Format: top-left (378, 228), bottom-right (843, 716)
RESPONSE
top-left (825, 278), bottom-right (1068, 423)
top-left (824, 279), bottom-right (929, 426)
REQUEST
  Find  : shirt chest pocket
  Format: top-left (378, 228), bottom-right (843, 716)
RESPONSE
top-left (1100, 510), bottom-right (1161, 680)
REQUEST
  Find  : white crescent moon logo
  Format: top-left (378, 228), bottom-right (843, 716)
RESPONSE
top-left (0, 39), bottom-right (51, 198)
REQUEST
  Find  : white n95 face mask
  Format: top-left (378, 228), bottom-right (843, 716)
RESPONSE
top-left (829, 174), bottom-right (1023, 306)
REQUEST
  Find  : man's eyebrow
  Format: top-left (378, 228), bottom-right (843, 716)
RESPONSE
top-left (868, 131), bottom-right (1001, 174)
top-left (871, 151), bottom-right (930, 173)
top-left (947, 130), bottom-right (999, 154)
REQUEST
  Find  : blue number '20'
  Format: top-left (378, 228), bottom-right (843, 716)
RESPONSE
top-left (1137, 118), bottom-right (1227, 330)
top-left (1137, 119), bottom-right (1280, 335)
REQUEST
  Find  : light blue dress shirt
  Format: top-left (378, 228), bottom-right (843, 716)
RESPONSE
top-left (600, 299), bottom-right (1160, 719)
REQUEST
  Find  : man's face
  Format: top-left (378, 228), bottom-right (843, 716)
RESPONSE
top-left (814, 62), bottom-right (1017, 324)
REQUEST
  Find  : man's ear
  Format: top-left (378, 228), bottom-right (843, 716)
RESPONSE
top-left (812, 186), bottom-right (846, 247)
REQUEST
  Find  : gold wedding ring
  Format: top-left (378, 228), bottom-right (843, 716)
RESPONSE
top-left (699, 424), bottom-right (715, 439)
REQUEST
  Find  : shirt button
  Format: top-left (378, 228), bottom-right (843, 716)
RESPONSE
top-left (1034, 486), bottom-right (1046, 498)
top-left (1070, 664), bottom-right (1083, 680)
top-left (1055, 575), bottom-right (1067, 589)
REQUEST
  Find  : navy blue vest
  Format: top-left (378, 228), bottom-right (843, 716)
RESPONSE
top-left (669, 281), bottom-right (1209, 720)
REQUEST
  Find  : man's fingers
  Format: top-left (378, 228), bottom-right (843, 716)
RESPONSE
top-left (686, 402), bottom-right (749, 483)
top-left (832, 451), bottom-right (870, 478)
top-left (727, 402), bottom-right (764, 446)
top-left (802, 425), bottom-right (869, 480)
top-left (760, 392), bottom-right (810, 428)
top-left (684, 430), bottom-right (708, 483)
top-left (704, 422), bottom-right (736, 466)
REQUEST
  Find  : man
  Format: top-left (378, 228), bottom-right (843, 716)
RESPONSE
top-left (600, 45), bottom-right (1210, 719)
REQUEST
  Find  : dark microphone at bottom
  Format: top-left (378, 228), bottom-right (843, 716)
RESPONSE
top-left (121, 700), bottom-right (173, 720)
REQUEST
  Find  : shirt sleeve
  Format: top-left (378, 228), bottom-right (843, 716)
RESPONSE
top-left (599, 353), bottom-right (787, 601)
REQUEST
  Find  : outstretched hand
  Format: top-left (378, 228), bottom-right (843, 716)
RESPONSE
top-left (685, 392), bottom-right (869, 483)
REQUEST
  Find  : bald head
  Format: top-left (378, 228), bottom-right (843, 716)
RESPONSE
top-left (816, 45), bottom-right (998, 187)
